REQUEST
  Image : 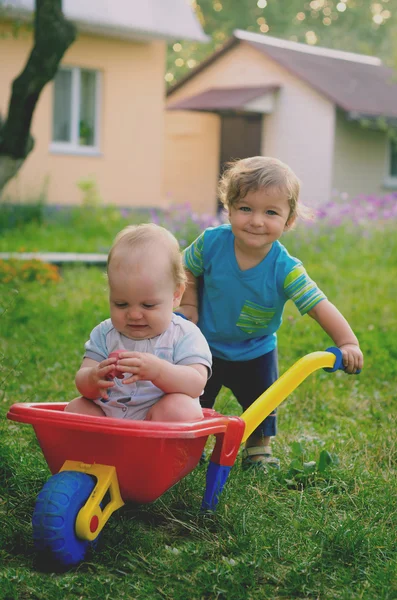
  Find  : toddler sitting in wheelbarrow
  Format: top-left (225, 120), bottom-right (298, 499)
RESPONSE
top-left (65, 223), bottom-right (212, 422)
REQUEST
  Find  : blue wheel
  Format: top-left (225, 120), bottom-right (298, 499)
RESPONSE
top-left (32, 470), bottom-right (97, 567)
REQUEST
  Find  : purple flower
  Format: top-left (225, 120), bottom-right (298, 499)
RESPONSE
top-left (310, 190), bottom-right (397, 229)
top-left (150, 209), bottom-right (160, 224)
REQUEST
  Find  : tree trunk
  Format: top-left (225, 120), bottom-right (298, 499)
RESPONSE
top-left (0, 0), bottom-right (76, 193)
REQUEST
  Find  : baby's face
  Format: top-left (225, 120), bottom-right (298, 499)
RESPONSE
top-left (108, 252), bottom-right (183, 340)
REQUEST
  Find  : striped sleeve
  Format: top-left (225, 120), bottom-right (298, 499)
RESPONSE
top-left (284, 265), bottom-right (327, 315)
top-left (183, 231), bottom-right (205, 276)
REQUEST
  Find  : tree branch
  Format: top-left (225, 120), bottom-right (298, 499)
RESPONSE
top-left (0, 0), bottom-right (76, 161)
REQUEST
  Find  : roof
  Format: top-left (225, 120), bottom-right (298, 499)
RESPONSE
top-left (168, 29), bottom-right (397, 118)
top-left (0, 0), bottom-right (208, 42)
top-left (167, 85), bottom-right (279, 111)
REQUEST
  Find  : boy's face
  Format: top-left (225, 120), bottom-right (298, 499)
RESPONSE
top-left (108, 253), bottom-right (184, 340)
top-left (229, 186), bottom-right (293, 254)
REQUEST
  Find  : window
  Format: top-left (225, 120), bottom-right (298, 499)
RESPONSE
top-left (389, 138), bottom-right (397, 179)
top-left (384, 137), bottom-right (397, 188)
top-left (52, 67), bottom-right (100, 153)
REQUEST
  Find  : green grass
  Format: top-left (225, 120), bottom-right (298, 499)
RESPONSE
top-left (0, 203), bottom-right (217, 254)
top-left (0, 218), bottom-right (396, 599)
top-left (0, 206), bottom-right (149, 253)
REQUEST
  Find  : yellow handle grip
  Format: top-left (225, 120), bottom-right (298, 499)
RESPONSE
top-left (240, 350), bottom-right (337, 443)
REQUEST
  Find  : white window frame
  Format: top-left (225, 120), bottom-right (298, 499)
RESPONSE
top-left (50, 66), bottom-right (102, 156)
top-left (384, 137), bottom-right (397, 189)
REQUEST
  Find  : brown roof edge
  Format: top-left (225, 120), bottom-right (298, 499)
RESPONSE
top-left (166, 36), bottom-right (239, 97)
top-left (167, 85), bottom-right (280, 111)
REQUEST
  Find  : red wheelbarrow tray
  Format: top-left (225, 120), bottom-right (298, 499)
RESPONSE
top-left (7, 403), bottom-right (245, 504)
top-left (7, 349), bottom-right (345, 506)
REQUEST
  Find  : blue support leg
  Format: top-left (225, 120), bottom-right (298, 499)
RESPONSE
top-left (201, 462), bottom-right (232, 511)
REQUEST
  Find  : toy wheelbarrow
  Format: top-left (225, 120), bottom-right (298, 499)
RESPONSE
top-left (7, 347), bottom-right (348, 567)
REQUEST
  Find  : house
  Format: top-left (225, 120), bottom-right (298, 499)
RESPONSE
top-left (164, 29), bottom-right (397, 214)
top-left (0, 0), bottom-right (207, 207)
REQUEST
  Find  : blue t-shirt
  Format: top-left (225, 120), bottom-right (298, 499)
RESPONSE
top-left (183, 224), bottom-right (326, 361)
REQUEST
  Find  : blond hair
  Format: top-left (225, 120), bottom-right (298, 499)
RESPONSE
top-left (107, 223), bottom-right (187, 287)
top-left (218, 156), bottom-right (312, 223)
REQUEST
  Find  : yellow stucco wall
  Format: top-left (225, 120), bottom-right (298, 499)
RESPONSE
top-left (0, 23), bottom-right (166, 207)
top-left (163, 111), bottom-right (220, 214)
top-left (332, 111), bottom-right (389, 198)
top-left (164, 42), bottom-right (336, 211)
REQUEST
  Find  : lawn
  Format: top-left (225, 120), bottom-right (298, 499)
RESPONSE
top-left (0, 200), bottom-right (396, 599)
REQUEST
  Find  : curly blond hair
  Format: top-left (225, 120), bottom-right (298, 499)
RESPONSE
top-left (218, 156), bottom-right (312, 224)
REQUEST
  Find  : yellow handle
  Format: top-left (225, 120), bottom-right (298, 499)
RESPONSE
top-left (240, 350), bottom-right (336, 443)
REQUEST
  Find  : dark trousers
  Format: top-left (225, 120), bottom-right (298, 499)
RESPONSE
top-left (201, 349), bottom-right (278, 437)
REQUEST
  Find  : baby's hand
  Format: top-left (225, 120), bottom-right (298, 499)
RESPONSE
top-left (90, 358), bottom-right (118, 399)
top-left (178, 304), bottom-right (198, 324)
top-left (339, 344), bottom-right (363, 374)
top-left (116, 352), bottom-right (163, 385)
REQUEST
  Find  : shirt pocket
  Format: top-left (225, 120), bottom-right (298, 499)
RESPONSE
top-left (236, 300), bottom-right (275, 334)
top-left (155, 347), bottom-right (174, 363)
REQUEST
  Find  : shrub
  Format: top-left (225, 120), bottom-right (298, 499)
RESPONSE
top-left (0, 259), bottom-right (61, 284)
top-left (0, 201), bottom-right (45, 233)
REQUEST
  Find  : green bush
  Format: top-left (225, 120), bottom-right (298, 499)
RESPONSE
top-left (0, 200), bottom-right (45, 233)
top-left (0, 258), bottom-right (61, 284)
